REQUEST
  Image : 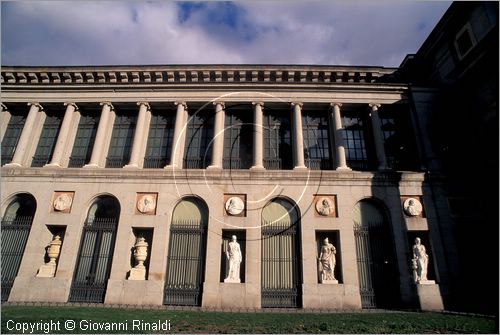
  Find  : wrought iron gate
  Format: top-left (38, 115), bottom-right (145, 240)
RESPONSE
top-left (69, 217), bottom-right (117, 303)
top-left (163, 219), bottom-right (207, 306)
top-left (261, 220), bottom-right (301, 308)
top-left (354, 207), bottom-right (399, 309)
top-left (1, 215), bottom-right (33, 301)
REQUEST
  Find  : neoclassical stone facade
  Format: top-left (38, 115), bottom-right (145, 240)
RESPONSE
top-left (1, 64), bottom-right (453, 310)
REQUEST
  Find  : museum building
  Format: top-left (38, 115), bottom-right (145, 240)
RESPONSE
top-left (1, 3), bottom-right (497, 312)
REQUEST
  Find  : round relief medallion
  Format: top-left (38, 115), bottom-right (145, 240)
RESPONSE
top-left (225, 197), bottom-right (244, 215)
top-left (315, 197), bottom-right (334, 216)
top-left (137, 195), bottom-right (156, 214)
top-left (53, 193), bottom-right (72, 211)
top-left (403, 198), bottom-right (423, 216)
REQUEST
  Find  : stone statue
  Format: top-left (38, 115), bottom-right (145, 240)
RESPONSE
top-left (129, 236), bottom-right (148, 280)
top-left (318, 237), bottom-right (337, 283)
top-left (36, 234), bottom-right (62, 277)
top-left (224, 235), bottom-right (242, 283)
top-left (412, 237), bottom-right (430, 283)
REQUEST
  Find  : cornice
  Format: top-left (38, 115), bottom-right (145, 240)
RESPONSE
top-left (1, 65), bottom-right (404, 87)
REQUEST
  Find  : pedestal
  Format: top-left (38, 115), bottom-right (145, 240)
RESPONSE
top-left (223, 277), bottom-right (241, 283)
top-left (416, 282), bottom-right (444, 311)
top-left (128, 267), bottom-right (146, 281)
top-left (36, 264), bottom-right (56, 278)
top-left (321, 279), bottom-right (339, 284)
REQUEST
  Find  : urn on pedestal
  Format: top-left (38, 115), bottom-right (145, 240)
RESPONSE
top-left (129, 236), bottom-right (149, 280)
top-left (36, 235), bottom-right (62, 278)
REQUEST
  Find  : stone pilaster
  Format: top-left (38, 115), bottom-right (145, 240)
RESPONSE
top-left (208, 101), bottom-right (225, 170)
top-left (166, 102), bottom-right (188, 169)
top-left (250, 102), bottom-right (265, 170)
top-left (369, 103), bottom-right (389, 170)
top-left (45, 102), bottom-right (78, 167)
top-left (125, 102), bottom-right (151, 169)
top-left (84, 102), bottom-right (114, 168)
top-left (5, 102), bottom-right (43, 167)
top-left (292, 102), bottom-right (306, 170)
top-left (330, 103), bottom-right (351, 171)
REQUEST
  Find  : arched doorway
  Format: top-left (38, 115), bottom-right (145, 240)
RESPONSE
top-left (163, 197), bottom-right (208, 306)
top-left (1, 194), bottom-right (36, 301)
top-left (69, 195), bottom-right (120, 303)
top-left (353, 199), bottom-right (399, 308)
top-left (261, 197), bottom-right (302, 308)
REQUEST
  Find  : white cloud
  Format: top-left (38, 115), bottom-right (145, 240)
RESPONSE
top-left (1, 1), bottom-right (451, 66)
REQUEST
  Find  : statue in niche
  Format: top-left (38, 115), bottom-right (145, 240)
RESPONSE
top-left (224, 235), bottom-right (242, 283)
top-left (412, 237), bottom-right (430, 283)
top-left (318, 237), bottom-right (337, 283)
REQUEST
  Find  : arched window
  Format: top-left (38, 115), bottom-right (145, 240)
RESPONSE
top-left (1, 193), bottom-right (36, 301)
top-left (69, 195), bottom-right (120, 303)
top-left (164, 197), bottom-right (208, 306)
top-left (353, 199), bottom-right (399, 308)
top-left (261, 197), bottom-right (302, 308)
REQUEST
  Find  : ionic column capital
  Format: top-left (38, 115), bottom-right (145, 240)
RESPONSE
top-left (291, 102), bottom-right (303, 108)
top-left (369, 103), bottom-right (381, 110)
top-left (137, 101), bottom-right (151, 110)
top-left (1, 103), bottom-right (8, 111)
top-left (252, 101), bottom-right (264, 108)
top-left (175, 101), bottom-right (188, 109)
top-left (27, 102), bottom-right (44, 110)
top-left (213, 101), bottom-right (225, 109)
top-left (100, 101), bottom-right (114, 110)
top-left (330, 102), bottom-right (342, 108)
top-left (64, 102), bottom-right (79, 110)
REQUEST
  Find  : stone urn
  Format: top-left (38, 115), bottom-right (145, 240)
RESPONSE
top-left (47, 235), bottom-right (62, 265)
top-left (133, 237), bottom-right (148, 269)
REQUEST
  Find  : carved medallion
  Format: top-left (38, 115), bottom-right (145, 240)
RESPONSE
top-left (225, 196), bottom-right (245, 216)
top-left (404, 197), bottom-right (423, 217)
top-left (137, 194), bottom-right (156, 214)
top-left (315, 197), bottom-right (335, 216)
top-left (53, 193), bottom-right (73, 212)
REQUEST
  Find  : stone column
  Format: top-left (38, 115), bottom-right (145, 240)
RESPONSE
top-left (251, 102), bottom-right (265, 170)
top-left (84, 102), bottom-right (113, 168)
top-left (1, 103), bottom-right (10, 142)
top-left (5, 102), bottom-right (43, 167)
top-left (291, 102), bottom-right (306, 170)
top-left (208, 101), bottom-right (225, 169)
top-left (166, 102), bottom-right (188, 169)
top-left (125, 102), bottom-right (150, 169)
top-left (369, 103), bottom-right (389, 170)
top-left (45, 102), bottom-right (78, 167)
top-left (330, 103), bottom-right (351, 171)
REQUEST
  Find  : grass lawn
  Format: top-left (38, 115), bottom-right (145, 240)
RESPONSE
top-left (1, 306), bottom-right (497, 334)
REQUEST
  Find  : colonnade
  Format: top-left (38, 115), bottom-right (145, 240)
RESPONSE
top-left (2, 101), bottom-right (390, 171)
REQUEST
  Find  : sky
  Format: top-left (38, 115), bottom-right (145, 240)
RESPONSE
top-left (1, 1), bottom-right (452, 67)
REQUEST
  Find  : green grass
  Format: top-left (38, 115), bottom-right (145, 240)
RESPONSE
top-left (1, 306), bottom-right (497, 334)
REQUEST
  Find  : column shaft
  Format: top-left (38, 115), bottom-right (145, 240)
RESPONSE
top-left (330, 103), bottom-right (350, 170)
top-left (46, 103), bottom-right (77, 167)
top-left (166, 102), bottom-right (188, 169)
top-left (208, 102), bottom-right (225, 169)
top-left (6, 103), bottom-right (42, 167)
top-left (369, 103), bottom-right (388, 170)
top-left (251, 102), bottom-right (265, 170)
top-left (85, 102), bottom-right (113, 168)
top-left (292, 102), bottom-right (306, 169)
top-left (125, 102), bottom-right (150, 168)
top-left (1, 103), bottom-right (10, 142)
